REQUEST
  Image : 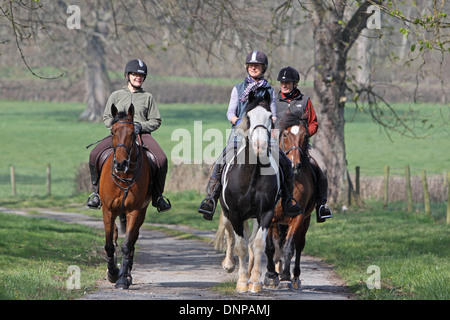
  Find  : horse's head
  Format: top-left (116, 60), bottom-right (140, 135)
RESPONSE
top-left (111, 104), bottom-right (136, 173)
top-left (238, 91), bottom-right (273, 157)
top-left (279, 112), bottom-right (309, 173)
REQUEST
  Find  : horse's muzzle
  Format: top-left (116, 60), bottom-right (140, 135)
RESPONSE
top-left (114, 159), bottom-right (129, 173)
top-left (252, 139), bottom-right (269, 157)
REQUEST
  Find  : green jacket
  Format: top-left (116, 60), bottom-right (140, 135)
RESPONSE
top-left (102, 87), bottom-right (161, 133)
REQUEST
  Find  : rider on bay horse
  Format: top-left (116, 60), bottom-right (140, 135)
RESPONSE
top-left (275, 66), bottom-right (332, 222)
top-left (198, 50), bottom-right (301, 221)
top-left (86, 59), bottom-right (171, 213)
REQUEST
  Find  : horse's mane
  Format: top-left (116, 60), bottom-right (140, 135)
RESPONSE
top-left (279, 112), bottom-right (308, 133)
top-left (236, 93), bottom-right (272, 134)
top-left (111, 111), bottom-right (131, 125)
top-left (279, 112), bottom-right (309, 154)
top-left (244, 94), bottom-right (271, 114)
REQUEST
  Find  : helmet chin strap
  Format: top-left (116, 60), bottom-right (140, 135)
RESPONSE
top-left (126, 74), bottom-right (145, 90)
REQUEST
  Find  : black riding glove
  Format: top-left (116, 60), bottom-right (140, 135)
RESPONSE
top-left (134, 122), bottom-right (142, 135)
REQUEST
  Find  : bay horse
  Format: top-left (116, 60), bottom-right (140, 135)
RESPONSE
top-left (214, 92), bottom-right (280, 293)
top-left (264, 112), bottom-right (317, 290)
top-left (99, 103), bottom-right (152, 289)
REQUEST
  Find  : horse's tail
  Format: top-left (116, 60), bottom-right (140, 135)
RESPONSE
top-left (119, 212), bottom-right (127, 234)
top-left (213, 211), bottom-right (227, 251)
top-left (214, 211), bottom-right (252, 251)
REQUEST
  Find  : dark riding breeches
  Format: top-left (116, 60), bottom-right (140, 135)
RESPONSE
top-left (89, 133), bottom-right (168, 194)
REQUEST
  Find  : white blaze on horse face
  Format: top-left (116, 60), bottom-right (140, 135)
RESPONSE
top-left (247, 106), bottom-right (272, 157)
top-left (290, 125), bottom-right (300, 135)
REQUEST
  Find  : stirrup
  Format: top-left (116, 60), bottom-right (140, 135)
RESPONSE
top-left (86, 192), bottom-right (101, 210)
top-left (198, 197), bottom-right (216, 220)
top-left (156, 195), bottom-right (171, 213)
top-left (318, 204), bottom-right (333, 219)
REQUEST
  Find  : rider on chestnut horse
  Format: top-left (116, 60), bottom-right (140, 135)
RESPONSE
top-left (275, 66), bottom-right (332, 222)
top-left (86, 59), bottom-right (171, 213)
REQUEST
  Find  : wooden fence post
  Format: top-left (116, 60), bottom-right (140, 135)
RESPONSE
top-left (421, 170), bottom-right (431, 216)
top-left (355, 166), bottom-right (360, 196)
top-left (10, 166), bottom-right (16, 197)
top-left (447, 172), bottom-right (450, 225)
top-left (405, 165), bottom-right (413, 213)
top-left (46, 164), bottom-right (51, 196)
top-left (383, 165), bottom-right (389, 209)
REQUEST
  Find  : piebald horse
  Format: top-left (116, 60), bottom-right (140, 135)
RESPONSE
top-left (214, 92), bottom-right (280, 293)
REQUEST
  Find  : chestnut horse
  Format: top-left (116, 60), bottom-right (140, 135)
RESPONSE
top-left (99, 103), bottom-right (152, 289)
top-left (264, 112), bottom-right (317, 290)
top-left (214, 92), bottom-right (280, 293)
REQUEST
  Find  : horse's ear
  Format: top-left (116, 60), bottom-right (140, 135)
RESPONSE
top-left (248, 91), bottom-right (255, 103)
top-left (264, 91), bottom-right (271, 103)
top-left (111, 104), bottom-right (118, 118)
top-left (128, 104), bottom-right (135, 120)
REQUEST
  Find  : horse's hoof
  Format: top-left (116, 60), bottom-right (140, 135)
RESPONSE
top-left (292, 277), bottom-right (301, 290)
top-left (106, 268), bottom-right (119, 283)
top-left (115, 283), bottom-right (129, 290)
top-left (263, 276), bottom-right (279, 289)
top-left (115, 277), bottom-right (131, 289)
top-left (222, 259), bottom-right (236, 273)
top-left (249, 282), bottom-right (262, 293)
top-left (235, 282), bottom-right (248, 293)
top-left (277, 280), bottom-right (292, 290)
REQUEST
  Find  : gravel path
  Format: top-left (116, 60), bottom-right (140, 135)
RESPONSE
top-left (0, 207), bottom-right (352, 301)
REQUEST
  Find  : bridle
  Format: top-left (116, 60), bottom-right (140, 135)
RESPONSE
top-left (112, 120), bottom-right (137, 175)
top-left (280, 131), bottom-right (305, 170)
top-left (110, 120), bottom-right (144, 211)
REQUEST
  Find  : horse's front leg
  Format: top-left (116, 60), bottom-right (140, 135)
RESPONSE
top-left (292, 214), bottom-right (310, 290)
top-left (248, 225), bottom-right (268, 293)
top-left (115, 209), bottom-right (145, 289)
top-left (279, 214), bottom-right (304, 290)
top-left (103, 211), bottom-right (119, 283)
top-left (264, 225), bottom-right (280, 289)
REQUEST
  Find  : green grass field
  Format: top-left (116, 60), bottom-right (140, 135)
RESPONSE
top-left (0, 100), bottom-right (448, 198)
top-left (0, 99), bottom-right (448, 300)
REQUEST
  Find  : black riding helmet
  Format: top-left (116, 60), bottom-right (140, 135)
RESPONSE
top-left (277, 66), bottom-right (300, 82)
top-left (245, 50), bottom-right (268, 75)
top-left (124, 59), bottom-right (147, 88)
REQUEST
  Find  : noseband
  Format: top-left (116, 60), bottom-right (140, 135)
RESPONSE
top-left (249, 124), bottom-right (271, 143)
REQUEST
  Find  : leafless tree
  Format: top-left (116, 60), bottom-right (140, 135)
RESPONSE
top-left (1, 0), bottom-right (448, 205)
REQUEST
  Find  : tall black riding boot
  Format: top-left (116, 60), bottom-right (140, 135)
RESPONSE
top-left (279, 152), bottom-right (302, 217)
top-left (316, 178), bottom-right (332, 223)
top-left (152, 167), bottom-right (171, 213)
top-left (198, 163), bottom-right (223, 221)
top-left (86, 163), bottom-right (101, 209)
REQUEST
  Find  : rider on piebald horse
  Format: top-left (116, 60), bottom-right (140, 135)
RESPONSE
top-left (86, 59), bottom-right (171, 213)
top-left (275, 66), bottom-right (332, 222)
top-left (198, 50), bottom-right (301, 221)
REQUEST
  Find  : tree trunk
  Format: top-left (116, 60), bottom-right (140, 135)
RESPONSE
top-left (78, 10), bottom-right (111, 122)
top-left (311, 8), bottom-right (350, 206)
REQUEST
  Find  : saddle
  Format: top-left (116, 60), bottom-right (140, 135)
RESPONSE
top-left (96, 142), bottom-right (158, 180)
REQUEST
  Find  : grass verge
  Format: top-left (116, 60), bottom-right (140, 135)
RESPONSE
top-left (0, 212), bottom-right (105, 300)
